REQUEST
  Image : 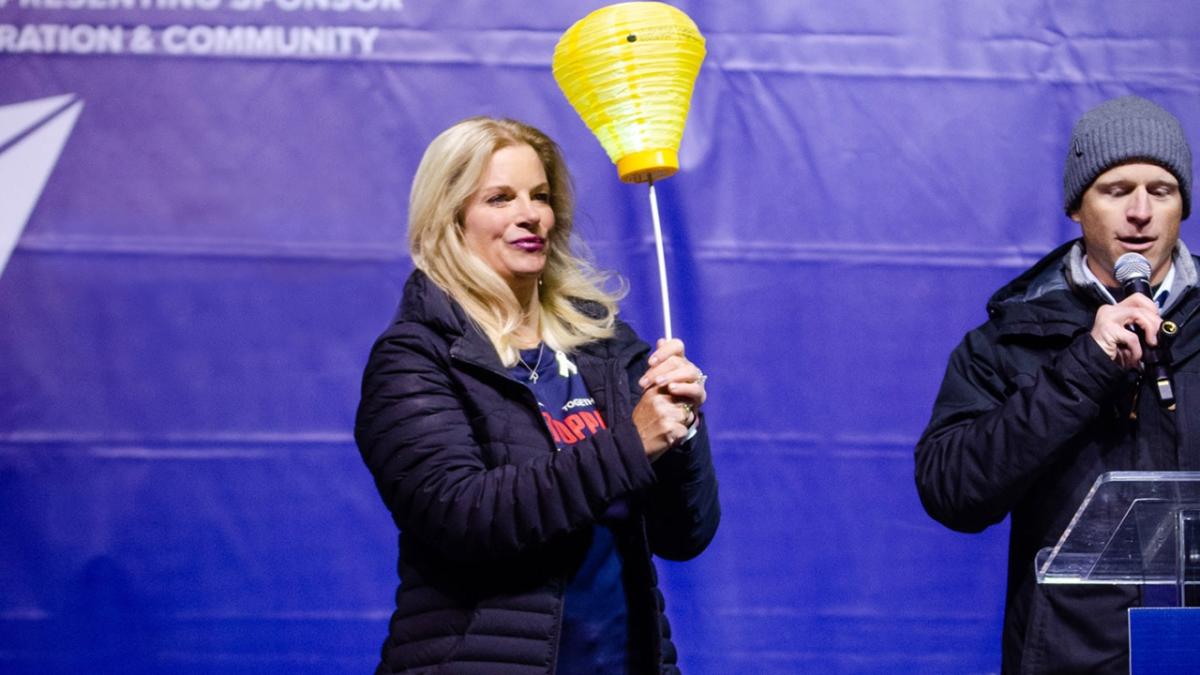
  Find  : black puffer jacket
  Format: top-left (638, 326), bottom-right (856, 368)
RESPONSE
top-left (355, 270), bottom-right (720, 674)
top-left (916, 240), bottom-right (1200, 674)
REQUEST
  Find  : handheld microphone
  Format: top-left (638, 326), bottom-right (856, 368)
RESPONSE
top-left (1113, 252), bottom-right (1177, 410)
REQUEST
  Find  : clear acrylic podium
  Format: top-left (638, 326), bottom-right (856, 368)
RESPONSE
top-left (1036, 471), bottom-right (1200, 604)
top-left (1036, 471), bottom-right (1200, 672)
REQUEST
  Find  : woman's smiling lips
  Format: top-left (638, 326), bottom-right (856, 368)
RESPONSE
top-left (510, 236), bottom-right (546, 252)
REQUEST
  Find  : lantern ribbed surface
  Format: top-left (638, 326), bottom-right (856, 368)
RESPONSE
top-left (552, 2), bottom-right (705, 183)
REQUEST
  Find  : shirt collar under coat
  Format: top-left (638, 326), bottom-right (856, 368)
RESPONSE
top-left (1064, 240), bottom-right (1196, 314)
top-left (984, 238), bottom-right (1200, 340)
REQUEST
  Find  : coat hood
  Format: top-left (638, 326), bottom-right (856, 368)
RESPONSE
top-left (984, 240), bottom-right (1093, 339)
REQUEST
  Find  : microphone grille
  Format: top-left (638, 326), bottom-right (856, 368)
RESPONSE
top-left (1114, 252), bottom-right (1152, 284)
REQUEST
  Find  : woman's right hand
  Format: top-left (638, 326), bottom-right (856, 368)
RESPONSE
top-left (632, 338), bottom-right (706, 462)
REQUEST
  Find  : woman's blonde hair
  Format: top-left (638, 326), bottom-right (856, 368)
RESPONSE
top-left (408, 117), bottom-right (625, 365)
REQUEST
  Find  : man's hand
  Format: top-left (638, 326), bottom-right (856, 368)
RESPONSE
top-left (1091, 293), bottom-right (1162, 370)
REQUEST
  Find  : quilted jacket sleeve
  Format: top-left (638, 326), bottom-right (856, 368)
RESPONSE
top-left (614, 322), bottom-right (721, 562)
top-left (644, 421), bottom-right (720, 561)
top-left (354, 324), bottom-right (659, 564)
top-left (914, 328), bottom-right (1129, 533)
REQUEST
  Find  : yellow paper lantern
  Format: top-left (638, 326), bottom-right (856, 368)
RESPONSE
top-left (553, 2), bottom-right (706, 183)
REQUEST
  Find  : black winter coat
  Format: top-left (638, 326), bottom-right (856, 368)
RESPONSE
top-left (916, 240), bottom-right (1200, 674)
top-left (355, 270), bottom-right (720, 674)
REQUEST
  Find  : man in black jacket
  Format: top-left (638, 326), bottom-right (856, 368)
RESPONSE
top-left (916, 95), bottom-right (1197, 674)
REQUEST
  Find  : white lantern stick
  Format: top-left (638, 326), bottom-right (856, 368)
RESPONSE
top-left (648, 178), bottom-right (673, 341)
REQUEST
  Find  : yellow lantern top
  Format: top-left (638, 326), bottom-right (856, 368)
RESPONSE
top-left (553, 2), bottom-right (706, 183)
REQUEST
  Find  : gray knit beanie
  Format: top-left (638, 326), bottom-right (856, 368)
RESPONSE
top-left (1064, 95), bottom-right (1192, 219)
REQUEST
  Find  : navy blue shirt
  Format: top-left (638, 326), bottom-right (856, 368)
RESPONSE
top-left (511, 345), bottom-right (630, 672)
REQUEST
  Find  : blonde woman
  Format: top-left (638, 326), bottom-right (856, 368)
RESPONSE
top-left (354, 117), bottom-right (719, 674)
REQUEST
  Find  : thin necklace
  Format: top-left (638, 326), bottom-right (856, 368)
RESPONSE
top-left (517, 343), bottom-right (545, 383)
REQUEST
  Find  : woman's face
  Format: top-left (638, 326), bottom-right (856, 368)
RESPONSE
top-left (461, 144), bottom-right (556, 296)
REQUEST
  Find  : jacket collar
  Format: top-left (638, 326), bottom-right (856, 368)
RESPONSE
top-left (987, 238), bottom-right (1200, 341)
top-left (397, 269), bottom-right (627, 377)
top-left (1063, 239), bottom-right (1199, 314)
top-left (398, 270), bottom-right (508, 375)
top-left (985, 240), bottom-right (1093, 338)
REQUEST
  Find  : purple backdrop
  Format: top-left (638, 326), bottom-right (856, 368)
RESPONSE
top-left (2, 1), bottom-right (1199, 673)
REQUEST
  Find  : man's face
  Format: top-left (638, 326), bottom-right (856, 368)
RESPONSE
top-left (1073, 162), bottom-right (1183, 287)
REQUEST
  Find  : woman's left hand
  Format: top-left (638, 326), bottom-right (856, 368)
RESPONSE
top-left (637, 338), bottom-right (707, 425)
